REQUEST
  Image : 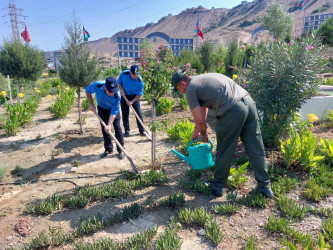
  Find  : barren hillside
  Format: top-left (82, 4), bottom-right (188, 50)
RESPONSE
top-left (85, 0), bottom-right (333, 61)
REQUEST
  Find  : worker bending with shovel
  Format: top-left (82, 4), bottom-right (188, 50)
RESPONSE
top-left (118, 65), bottom-right (147, 137)
top-left (86, 77), bottom-right (125, 160)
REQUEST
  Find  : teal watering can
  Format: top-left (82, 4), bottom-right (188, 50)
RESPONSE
top-left (171, 139), bottom-right (214, 170)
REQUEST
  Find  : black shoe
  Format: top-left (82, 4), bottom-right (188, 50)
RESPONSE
top-left (100, 150), bottom-right (112, 158)
top-left (255, 184), bottom-right (274, 198)
top-left (118, 151), bottom-right (125, 160)
top-left (204, 181), bottom-right (224, 197)
top-left (140, 131), bottom-right (146, 136)
top-left (124, 131), bottom-right (130, 137)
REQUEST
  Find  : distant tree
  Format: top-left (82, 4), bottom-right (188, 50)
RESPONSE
top-left (175, 50), bottom-right (204, 74)
top-left (139, 38), bottom-right (154, 52)
top-left (58, 13), bottom-right (99, 134)
top-left (199, 41), bottom-right (213, 72)
top-left (0, 39), bottom-right (45, 102)
top-left (316, 16), bottom-right (333, 46)
top-left (224, 37), bottom-right (244, 77)
top-left (260, 2), bottom-right (294, 41)
top-left (211, 42), bottom-right (228, 73)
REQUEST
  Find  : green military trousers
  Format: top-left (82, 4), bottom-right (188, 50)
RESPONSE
top-left (214, 95), bottom-right (270, 186)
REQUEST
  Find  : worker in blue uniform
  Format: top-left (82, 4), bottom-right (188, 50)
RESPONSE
top-left (118, 65), bottom-right (145, 137)
top-left (85, 77), bottom-right (125, 159)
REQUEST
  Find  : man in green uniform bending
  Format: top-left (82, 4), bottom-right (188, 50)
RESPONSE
top-left (171, 71), bottom-right (273, 198)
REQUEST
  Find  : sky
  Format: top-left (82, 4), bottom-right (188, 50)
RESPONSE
top-left (0, 0), bottom-right (252, 52)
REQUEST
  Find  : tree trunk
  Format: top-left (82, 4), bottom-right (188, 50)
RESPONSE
top-left (151, 90), bottom-right (156, 170)
top-left (7, 75), bottom-right (13, 104)
top-left (77, 86), bottom-right (83, 134)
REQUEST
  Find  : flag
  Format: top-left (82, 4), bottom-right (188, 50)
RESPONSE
top-left (194, 20), bottom-right (204, 39)
top-left (197, 26), bottom-right (204, 39)
top-left (194, 20), bottom-right (199, 33)
top-left (298, 0), bottom-right (306, 10)
top-left (21, 25), bottom-right (30, 43)
top-left (83, 26), bottom-right (90, 41)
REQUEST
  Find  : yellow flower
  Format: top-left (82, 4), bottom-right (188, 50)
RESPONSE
top-left (233, 74), bottom-right (238, 80)
top-left (1, 91), bottom-right (6, 98)
top-left (65, 87), bottom-right (69, 92)
top-left (34, 87), bottom-right (38, 90)
top-left (308, 114), bottom-right (318, 123)
top-left (18, 93), bottom-right (24, 99)
top-left (36, 90), bottom-right (41, 94)
top-left (46, 95), bottom-right (52, 99)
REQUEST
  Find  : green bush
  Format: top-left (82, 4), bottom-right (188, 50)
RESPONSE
top-left (280, 129), bottom-right (324, 170)
top-left (166, 118), bottom-right (194, 142)
top-left (24, 96), bottom-right (41, 113)
top-left (100, 67), bottom-right (120, 78)
top-left (81, 97), bottom-right (96, 111)
top-left (179, 95), bottom-right (188, 110)
top-left (156, 97), bottom-right (175, 115)
top-left (243, 34), bottom-right (326, 147)
top-left (49, 87), bottom-right (76, 119)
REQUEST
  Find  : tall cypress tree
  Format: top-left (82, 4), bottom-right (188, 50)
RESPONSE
top-left (58, 12), bottom-right (100, 134)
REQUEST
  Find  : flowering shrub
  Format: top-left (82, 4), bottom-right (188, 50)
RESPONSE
top-left (139, 45), bottom-right (174, 103)
top-left (241, 34), bottom-right (327, 147)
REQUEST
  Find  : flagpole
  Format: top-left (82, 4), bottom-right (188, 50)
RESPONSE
top-left (303, 7), bottom-right (306, 33)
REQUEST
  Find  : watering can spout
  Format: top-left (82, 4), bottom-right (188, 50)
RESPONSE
top-left (171, 149), bottom-right (191, 164)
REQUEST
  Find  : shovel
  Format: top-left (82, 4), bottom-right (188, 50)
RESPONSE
top-left (94, 111), bottom-right (138, 173)
top-left (123, 96), bottom-right (152, 140)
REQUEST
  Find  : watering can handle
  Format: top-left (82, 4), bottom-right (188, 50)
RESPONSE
top-left (188, 139), bottom-right (213, 151)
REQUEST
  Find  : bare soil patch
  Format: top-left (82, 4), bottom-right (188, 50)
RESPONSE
top-left (0, 93), bottom-right (332, 249)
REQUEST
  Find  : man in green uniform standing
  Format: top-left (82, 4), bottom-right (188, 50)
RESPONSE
top-left (171, 71), bottom-right (273, 198)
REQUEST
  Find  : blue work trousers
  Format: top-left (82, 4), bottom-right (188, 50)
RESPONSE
top-left (120, 95), bottom-right (144, 134)
top-left (98, 106), bottom-right (124, 153)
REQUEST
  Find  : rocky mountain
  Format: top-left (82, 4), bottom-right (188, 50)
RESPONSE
top-left (85, 0), bottom-right (332, 62)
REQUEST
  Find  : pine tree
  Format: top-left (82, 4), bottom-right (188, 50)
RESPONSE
top-left (0, 39), bottom-right (45, 102)
top-left (58, 12), bottom-right (100, 134)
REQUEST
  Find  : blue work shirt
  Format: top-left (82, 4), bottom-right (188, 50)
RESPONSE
top-left (85, 81), bottom-right (121, 116)
top-left (117, 70), bottom-right (144, 96)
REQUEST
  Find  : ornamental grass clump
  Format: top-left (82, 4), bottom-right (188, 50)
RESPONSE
top-left (271, 176), bottom-right (298, 197)
top-left (26, 170), bottom-right (167, 215)
top-left (177, 179), bottom-right (212, 194)
top-left (276, 195), bottom-right (310, 220)
top-left (155, 218), bottom-right (181, 250)
top-left (242, 34), bottom-right (326, 147)
top-left (74, 227), bottom-right (158, 250)
top-left (212, 203), bottom-right (240, 215)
